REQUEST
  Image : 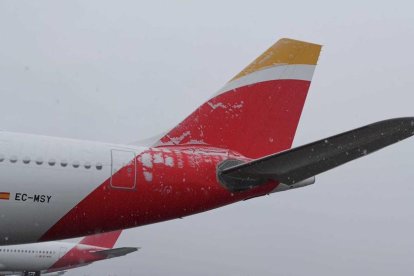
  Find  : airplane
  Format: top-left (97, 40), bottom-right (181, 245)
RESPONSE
top-left (0, 38), bottom-right (413, 246)
top-left (0, 230), bottom-right (138, 275)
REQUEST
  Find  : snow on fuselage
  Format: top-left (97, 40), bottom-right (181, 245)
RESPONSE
top-left (0, 131), bottom-right (276, 245)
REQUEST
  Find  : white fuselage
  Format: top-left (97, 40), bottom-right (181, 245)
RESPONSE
top-left (0, 241), bottom-right (77, 273)
top-left (0, 131), bottom-right (145, 245)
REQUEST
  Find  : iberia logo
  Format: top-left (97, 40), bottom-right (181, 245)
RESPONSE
top-left (0, 192), bottom-right (10, 200)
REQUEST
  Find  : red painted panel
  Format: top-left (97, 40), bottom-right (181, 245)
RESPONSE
top-left (41, 147), bottom-right (277, 242)
top-left (158, 80), bottom-right (311, 158)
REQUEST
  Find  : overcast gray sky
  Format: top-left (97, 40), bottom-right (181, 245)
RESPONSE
top-left (1, 0), bottom-right (414, 275)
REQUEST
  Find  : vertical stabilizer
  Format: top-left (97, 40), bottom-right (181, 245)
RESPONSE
top-left (156, 38), bottom-right (322, 158)
top-left (79, 230), bottom-right (122, 249)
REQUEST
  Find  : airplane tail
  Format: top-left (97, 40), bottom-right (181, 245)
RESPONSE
top-left (79, 230), bottom-right (122, 249)
top-left (156, 38), bottom-right (322, 158)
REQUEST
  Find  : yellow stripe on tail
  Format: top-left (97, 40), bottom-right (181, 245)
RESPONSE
top-left (232, 38), bottom-right (321, 81)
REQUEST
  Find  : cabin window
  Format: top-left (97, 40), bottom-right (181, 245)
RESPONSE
top-left (60, 160), bottom-right (68, 167)
top-left (0, 154), bottom-right (4, 162)
top-left (84, 162), bottom-right (91, 169)
top-left (35, 158), bottom-right (43, 165)
top-left (10, 156), bottom-right (17, 163)
top-left (48, 159), bottom-right (56, 166)
top-left (23, 157), bottom-right (30, 164)
top-left (73, 161), bottom-right (80, 168)
top-left (96, 163), bottom-right (103, 170)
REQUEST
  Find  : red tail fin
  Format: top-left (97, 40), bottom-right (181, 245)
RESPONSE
top-left (156, 38), bottom-right (322, 158)
top-left (79, 230), bottom-right (122, 249)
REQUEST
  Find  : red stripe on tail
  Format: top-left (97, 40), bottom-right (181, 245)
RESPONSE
top-left (79, 230), bottom-right (122, 249)
top-left (158, 79), bottom-right (311, 158)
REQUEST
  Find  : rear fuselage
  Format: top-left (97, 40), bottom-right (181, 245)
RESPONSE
top-left (0, 241), bottom-right (105, 273)
top-left (0, 131), bottom-right (276, 245)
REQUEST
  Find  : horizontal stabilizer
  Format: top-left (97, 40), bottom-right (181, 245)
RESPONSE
top-left (44, 271), bottom-right (67, 276)
top-left (92, 247), bottom-right (139, 258)
top-left (219, 117), bottom-right (414, 190)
